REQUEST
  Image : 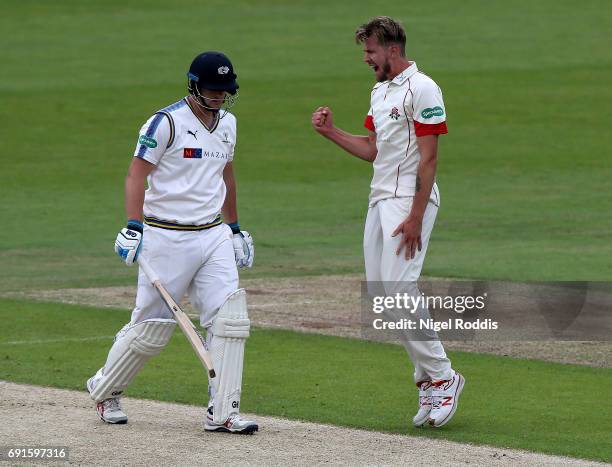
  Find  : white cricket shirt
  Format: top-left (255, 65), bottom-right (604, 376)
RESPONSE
top-left (364, 62), bottom-right (447, 207)
top-left (133, 97), bottom-right (236, 226)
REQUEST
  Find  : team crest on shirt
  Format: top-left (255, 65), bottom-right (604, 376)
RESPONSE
top-left (389, 107), bottom-right (400, 120)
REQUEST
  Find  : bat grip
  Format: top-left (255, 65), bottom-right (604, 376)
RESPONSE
top-left (137, 256), bottom-right (160, 283)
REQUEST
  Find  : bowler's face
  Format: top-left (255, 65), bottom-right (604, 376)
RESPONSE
top-left (363, 36), bottom-right (391, 82)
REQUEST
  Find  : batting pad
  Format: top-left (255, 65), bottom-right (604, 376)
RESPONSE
top-left (89, 319), bottom-right (176, 402)
top-left (209, 289), bottom-right (250, 424)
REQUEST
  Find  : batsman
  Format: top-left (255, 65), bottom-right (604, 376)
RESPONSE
top-left (86, 51), bottom-right (258, 434)
top-left (312, 17), bottom-right (465, 427)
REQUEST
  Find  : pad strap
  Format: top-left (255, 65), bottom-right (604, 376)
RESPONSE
top-left (211, 317), bottom-right (250, 338)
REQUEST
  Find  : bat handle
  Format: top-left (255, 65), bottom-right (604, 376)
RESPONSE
top-left (137, 256), bottom-right (160, 283)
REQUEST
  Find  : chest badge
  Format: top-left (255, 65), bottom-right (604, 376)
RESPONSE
top-left (221, 131), bottom-right (231, 144)
top-left (389, 107), bottom-right (400, 120)
top-left (187, 129), bottom-right (198, 140)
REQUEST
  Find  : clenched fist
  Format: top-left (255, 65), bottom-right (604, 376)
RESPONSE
top-left (311, 106), bottom-right (333, 135)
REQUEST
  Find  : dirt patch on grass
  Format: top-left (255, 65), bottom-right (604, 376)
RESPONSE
top-left (6, 275), bottom-right (610, 368)
top-left (0, 381), bottom-right (604, 466)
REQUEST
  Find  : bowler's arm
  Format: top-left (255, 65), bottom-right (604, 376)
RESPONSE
top-left (391, 134), bottom-right (439, 259)
top-left (410, 135), bottom-right (439, 220)
top-left (312, 107), bottom-right (377, 162)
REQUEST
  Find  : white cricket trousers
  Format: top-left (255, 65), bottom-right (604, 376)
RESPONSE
top-left (131, 223), bottom-right (238, 328)
top-left (89, 223), bottom-right (238, 397)
top-left (364, 197), bottom-right (452, 383)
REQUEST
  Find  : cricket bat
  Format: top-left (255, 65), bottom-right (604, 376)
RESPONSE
top-left (137, 256), bottom-right (217, 380)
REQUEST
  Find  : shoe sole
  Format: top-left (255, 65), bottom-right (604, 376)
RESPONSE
top-left (429, 373), bottom-right (465, 428)
top-left (204, 423), bottom-right (259, 435)
top-left (99, 415), bottom-right (128, 425)
top-left (96, 406), bottom-right (128, 425)
top-left (412, 410), bottom-right (431, 427)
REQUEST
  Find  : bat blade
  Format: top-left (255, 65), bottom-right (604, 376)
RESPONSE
top-left (138, 256), bottom-right (217, 380)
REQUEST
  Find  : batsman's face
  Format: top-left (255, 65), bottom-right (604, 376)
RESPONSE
top-left (201, 89), bottom-right (227, 110)
top-left (363, 36), bottom-right (392, 82)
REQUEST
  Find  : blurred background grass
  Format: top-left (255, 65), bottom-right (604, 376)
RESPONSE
top-left (1, 0), bottom-right (611, 291)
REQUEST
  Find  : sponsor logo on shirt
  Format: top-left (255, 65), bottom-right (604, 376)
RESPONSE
top-left (184, 148), bottom-right (202, 158)
top-left (139, 135), bottom-right (157, 148)
top-left (389, 107), bottom-right (401, 120)
top-left (421, 106), bottom-right (445, 119)
top-left (183, 148), bottom-right (232, 160)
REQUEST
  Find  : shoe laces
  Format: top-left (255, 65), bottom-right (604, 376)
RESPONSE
top-left (419, 394), bottom-right (432, 407)
top-left (431, 379), bottom-right (453, 409)
top-left (105, 398), bottom-right (122, 411)
top-left (227, 414), bottom-right (240, 424)
top-left (431, 397), bottom-right (442, 410)
top-left (417, 381), bottom-right (432, 406)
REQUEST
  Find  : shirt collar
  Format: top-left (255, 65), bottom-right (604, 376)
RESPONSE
top-left (389, 62), bottom-right (418, 85)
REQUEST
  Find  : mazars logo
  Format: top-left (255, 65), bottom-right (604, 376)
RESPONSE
top-left (218, 66), bottom-right (230, 75)
top-left (421, 106), bottom-right (444, 119)
top-left (184, 148), bottom-right (232, 160)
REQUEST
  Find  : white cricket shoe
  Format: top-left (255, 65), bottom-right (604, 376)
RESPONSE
top-left (412, 380), bottom-right (433, 427)
top-left (204, 407), bottom-right (258, 434)
top-left (428, 371), bottom-right (465, 427)
top-left (95, 398), bottom-right (128, 424)
top-left (86, 376), bottom-right (128, 424)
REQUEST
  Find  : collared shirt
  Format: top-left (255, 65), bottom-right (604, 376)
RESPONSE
top-left (133, 97), bottom-right (236, 226)
top-left (364, 62), bottom-right (447, 207)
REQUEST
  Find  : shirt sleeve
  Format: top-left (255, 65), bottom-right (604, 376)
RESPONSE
top-left (364, 107), bottom-right (375, 132)
top-left (411, 80), bottom-right (448, 137)
top-left (133, 113), bottom-right (171, 165)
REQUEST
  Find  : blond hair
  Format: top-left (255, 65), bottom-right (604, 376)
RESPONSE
top-left (355, 16), bottom-right (406, 56)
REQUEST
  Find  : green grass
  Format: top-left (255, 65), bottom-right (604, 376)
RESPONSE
top-left (1, 2), bottom-right (611, 461)
top-left (1, 298), bottom-right (611, 462)
top-left (1, 0), bottom-right (611, 292)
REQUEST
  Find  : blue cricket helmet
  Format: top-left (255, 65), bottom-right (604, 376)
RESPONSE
top-left (187, 51), bottom-right (239, 95)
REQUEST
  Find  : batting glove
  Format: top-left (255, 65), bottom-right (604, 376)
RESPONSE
top-left (228, 222), bottom-right (254, 269)
top-left (114, 220), bottom-right (143, 266)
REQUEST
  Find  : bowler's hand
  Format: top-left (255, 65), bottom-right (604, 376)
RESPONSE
top-left (392, 216), bottom-right (423, 260)
top-left (311, 107), bottom-right (333, 135)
